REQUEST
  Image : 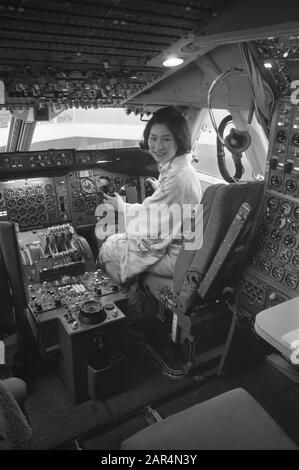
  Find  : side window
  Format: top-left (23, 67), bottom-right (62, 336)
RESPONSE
top-left (192, 109), bottom-right (254, 190)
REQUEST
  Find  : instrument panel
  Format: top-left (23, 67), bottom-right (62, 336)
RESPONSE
top-left (0, 168), bottom-right (143, 231)
top-left (236, 99), bottom-right (299, 324)
top-left (0, 147), bottom-right (152, 230)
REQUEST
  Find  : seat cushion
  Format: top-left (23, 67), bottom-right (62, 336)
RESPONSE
top-left (121, 388), bottom-right (297, 450)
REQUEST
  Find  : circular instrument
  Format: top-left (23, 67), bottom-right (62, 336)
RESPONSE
top-left (81, 178), bottom-right (96, 194)
top-left (78, 300), bottom-right (107, 324)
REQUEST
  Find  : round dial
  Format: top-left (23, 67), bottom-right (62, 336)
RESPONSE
top-left (259, 260), bottom-right (272, 274)
top-left (270, 175), bottom-right (282, 188)
top-left (16, 188), bottom-right (25, 198)
top-left (276, 130), bottom-right (287, 143)
top-left (81, 178), bottom-right (96, 194)
top-left (271, 266), bottom-right (284, 282)
top-left (271, 229), bottom-right (282, 242)
top-left (279, 248), bottom-right (292, 263)
top-left (86, 201), bottom-right (97, 214)
top-left (267, 197), bottom-right (279, 212)
top-left (285, 179), bottom-right (297, 193)
top-left (17, 198), bottom-right (26, 207)
top-left (279, 202), bottom-right (292, 216)
top-left (27, 196), bottom-right (35, 206)
top-left (7, 199), bottom-right (16, 209)
top-left (73, 198), bottom-right (85, 210)
top-left (285, 273), bottom-right (298, 290)
top-left (265, 242), bottom-right (278, 257)
top-left (45, 184), bottom-right (54, 193)
top-left (18, 207), bottom-right (27, 217)
top-left (36, 195), bottom-right (44, 204)
top-left (72, 189), bottom-right (81, 198)
top-left (71, 180), bottom-right (80, 189)
top-left (283, 234), bottom-right (296, 248)
top-left (35, 186), bottom-right (43, 195)
top-left (28, 206), bottom-right (36, 215)
top-left (25, 187), bottom-right (34, 197)
top-left (5, 189), bottom-right (15, 199)
top-left (288, 221), bottom-right (299, 234)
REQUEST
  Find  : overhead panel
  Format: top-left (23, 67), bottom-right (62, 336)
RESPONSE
top-left (0, 0), bottom-right (236, 111)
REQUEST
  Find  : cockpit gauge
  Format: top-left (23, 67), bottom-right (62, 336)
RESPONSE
top-left (71, 180), bottom-right (80, 189)
top-left (81, 178), bottom-right (96, 194)
top-left (5, 189), bottom-right (15, 199)
top-left (285, 273), bottom-right (298, 290)
top-left (265, 242), bottom-right (278, 257)
top-left (288, 221), bottom-right (299, 234)
top-left (17, 198), bottom-right (26, 207)
top-left (270, 175), bottom-right (282, 188)
top-left (259, 260), bottom-right (272, 274)
top-left (86, 201), bottom-right (97, 214)
top-left (7, 199), bottom-right (16, 209)
top-left (35, 186), bottom-right (43, 195)
top-left (285, 180), bottom-right (297, 193)
top-left (28, 206), bottom-right (36, 215)
top-left (292, 255), bottom-right (299, 269)
top-left (283, 234), bottom-right (296, 248)
top-left (279, 248), bottom-right (292, 263)
top-left (271, 266), bottom-right (285, 282)
top-left (25, 187), bottom-right (35, 197)
top-left (72, 189), bottom-right (81, 198)
top-left (36, 195), bottom-right (45, 205)
top-left (276, 130), bottom-right (287, 144)
top-left (267, 197), bottom-right (279, 212)
top-left (279, 201), bottom-right (292, 216)
top-left (16, 188), bottom-right (25, 198)
top-left (271, 229), bottom-right (282, 242)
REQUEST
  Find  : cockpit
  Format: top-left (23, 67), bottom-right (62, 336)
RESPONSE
top-left (1, 0), bottom-right (299, 451)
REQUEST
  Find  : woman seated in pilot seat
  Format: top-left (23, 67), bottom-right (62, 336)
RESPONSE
top-left (95, 106), bottom-right (202, 292)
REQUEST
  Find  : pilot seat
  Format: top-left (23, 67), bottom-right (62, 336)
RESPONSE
top-left (140, 180), bottom-right (264, 375)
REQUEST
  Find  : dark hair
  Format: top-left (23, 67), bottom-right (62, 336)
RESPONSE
top-left (140, 106), bottom-right (191, 156)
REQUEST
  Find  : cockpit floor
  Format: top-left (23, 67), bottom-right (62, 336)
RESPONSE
top-left (79, 357), bottom-right (299, 450)
top-left (22, 334), bottom-right (196, 450)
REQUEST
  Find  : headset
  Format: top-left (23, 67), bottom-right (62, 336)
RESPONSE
top-left (208, 68), bottom-right (252, 183)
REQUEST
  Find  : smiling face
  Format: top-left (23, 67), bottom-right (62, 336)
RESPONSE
top-left (148, 123), bottom-right (178, 165)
